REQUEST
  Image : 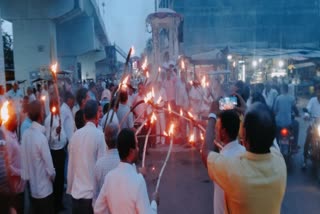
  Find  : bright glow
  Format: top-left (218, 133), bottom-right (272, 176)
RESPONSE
top-left (252, 60), bottom-right (258, 67)
top-left (141, 58), bottom-right (148, 70)
top-left (0, 101), bottom-right (9, 125)
top-left (181, 60), bottom-right (185, 70)
top-left (156, 96), bottom-right (162, 104)
top-left (278, 60), bottom-right (284, 68)
top-left (163, 131), bottom-right (168, 137)
top-left (259, 58), bottom-right (263, 63)
top-left (52, 106), bottom-right (57, 113)
top-left (144, 91), bottom-right (153, 103)
top-left (232, 61), bottom-right (236, 68)
top-left (131, 46), bottom-right (135, 55)
top-left (158, 67), bottom-right (161, 73)
top-left (180, 108), bottom-right (183, 116)
top-left (200, 133), bottom-right (204, 141)
top-left (151, 87), bottom-right (155, 97)
top-left (187, 111), bottom-right (194, 119)
top-left (168, 124), bottom-right (174, 136)
top-left (152, 166), bottom-right (156, 171)
top-left (41, 95), bottom-right (46, 101)
top-left (168, 104), bottom-right (172, 113)
top-left (121, 76), bottom-right (129, 90)
top-left (51, 63), bottom-right (58, 74)
top-left (189, 134), bottom-right (195, 143)
top-left (242, 64), bottom-right (246, 82)
top-left (280, 128), bottom-right (289, 137)
top-left (317, 125), bottom-right (320, 137)
top-left (227, 55), bottom-right (232, 61)
top-left (201, 76), bottom-right (206, 88)
top-left (150, 113), bottom-right (157, 124)
top-left (146, 71), bottom-right (149, 78)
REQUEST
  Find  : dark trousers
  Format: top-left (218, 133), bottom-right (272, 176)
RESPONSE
top-left (31, 194), bottom-right (54, 214)
top-left (12, 191), bottom-right (24, 214)
top-left (51, 149), bottom-right (66, 211)
top-left (0, 193), bottom-right (11, 214)
top-left (72, 197), bottom-right (93, 214)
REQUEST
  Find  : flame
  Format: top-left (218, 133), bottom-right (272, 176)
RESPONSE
top-left (146, 71), bottom-right (149, 78)
top-left (168, 104), bottom-right (172, 113)
top-left (0, 101), bottom-right (9, 124)
top-left (200, 133), bottom-right (204, 141)
top-left (201, 76), bottom-right (206, 88)
top-left (189, 134), bottom-right (195, 143)
top-left (180, 108), bottom-right (183, 116)
top-left (151, 87), bottom-right (155, 97)
top-left (41, 95), bottom-right (46, 101)
top-left (52, 106), bottom-right (57, 113)
top-left (168, 124), bottom-right (175, 136)
top-left (206, 82), bottom-right (209, 87)
top-left (150, 112), bottom-right (157, 124)
top-left (156, 96), bottom-right (162, 104)
top-left (144, 91), bottom-right (153, 103)
top-left (189, 80), bottom-right (193, 85)
top-left (131, 46), bottom-right (135, 55)
top-left (142, 58), bottom-right (148, 70)
top-left (158, 67), bottom-right (161, 73)
top-left (163, 131), bottom-right (168, 136)
top-left (187, 111), bottom-right (194, 119)
top-left (152, 166), bottom-right (156, 171)
top-left (51, 63), bottom-right (58, 74)
top-left (181, 60), bottom-right (185, 70)
top-left (121, 76), bottom-right (129, 90)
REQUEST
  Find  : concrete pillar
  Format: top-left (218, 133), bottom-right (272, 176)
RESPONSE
top-left (12, 19), bottom-right (57, 83)
top-left (0, 16), bottom-right (6, 89)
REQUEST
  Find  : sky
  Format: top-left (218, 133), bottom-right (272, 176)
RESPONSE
top-left (2, 0), bottom-right (155, 56)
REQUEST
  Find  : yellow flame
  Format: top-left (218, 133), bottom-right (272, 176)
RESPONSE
top-left (150, 112), bottom-right (157, 124)
top-left (144, 91), bottom-right (153, 103)
top-left (121, 76), bottom-right (129, 90)
top-left (201, 76), bottom-right (206, 88)
top-left (180, 108), bottom-right (183, 116)
top-left (163, 131), bottom-right (168, 136)
top-left (52, 106), bottom-right (56, 113)
top-left (168, 104), bottom-right (171, 113)
top-left (188, 111), bottom-right (194, 119)
top-left (51, 63), bottom-right (58, 74)
top-left (181, 60), bottom-right (185, 70)
top-left (0, 101), bottom-right (9, 124)
top-left (168, 124), bottom-right (175, 136)
top-left (142, 58), bottom-right (148, 70)
top-left (200, 133), bottom-right (204, 141)
top-left (146, 71), bottom-right (149, 78)
top-left (156, 96), bottom-right (162, 104)
top-left (189, 134), bottom-right (195, 143)
top-left (41, 95), bottom-right (46, 101)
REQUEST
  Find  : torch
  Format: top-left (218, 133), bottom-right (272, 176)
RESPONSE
top-left (155, 123), bottom-right (174, 193)
top-left (50, 63), bottom-right (61, 141)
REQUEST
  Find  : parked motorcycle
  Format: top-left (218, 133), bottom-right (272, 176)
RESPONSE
top-left (278, 127), bottom-right (295, 160)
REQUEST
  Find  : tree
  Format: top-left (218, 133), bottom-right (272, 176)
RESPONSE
top-left (2, 32), bottom-right (14, 69)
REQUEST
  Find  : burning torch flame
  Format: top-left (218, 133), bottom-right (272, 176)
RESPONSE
top-left (51, 63), bottom-right (58, 74)
top-left (201, 76), bottom-right (206, 88)
top-left (150, 113), bottom-right (157, 124)
top-left (41, 95), bottom-right (46, 101)
top-left (142, 58), bottom-right (148, 70)
top-left (163, 131), bottom-right (168, 137)
top-left (146, 71), bottom-right (149, 78)
top-left (168, 124), bottom-right (174, 136)
top-left (131, 46), bottom-right (135, 55)
top-left (156, 96), bottom-right (162, 104)
top-left (181, 60), bottom-right (185, 70)
top-left (180, 108), bottom-right (183, 116)
top-left (188, 111), bottom-right (194, 119)
top-left (151, 87), bottom-right (155, 97)
top-left (189, 134), bottom-right (195, 143)
top-left (52, 106), bottom-right (57, 114)
top-left (121, 76), bottom-right (129, 90)
top-left (168, 104), bottom-right (172, 114)
top-left (0, 101), bottom-right (9, 125)
top-left (200, 133), bottom-right (204, 141)
top-left (144, 91), bottom-right (154, 103)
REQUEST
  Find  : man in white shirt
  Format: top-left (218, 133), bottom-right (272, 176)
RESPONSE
top-left (117, 90), bottom-right (134, 130)
top-left (1, 101), bottom-right (25, 214)
top-left (154, 81), bottom-right (167, 145)
top-left (21, 100), bottom-right (55, 214)
top-left (27, 87), bottom-right (36, 103)
top-left (213, 110), bottom-right (246, 214)
top-left (60, 91), bottom-right (76, 142)
top-left (94, 128), bottom-right (159, 214)
top-left (93, 123), bottom-right (120, 205)
top-left (44, 98), bottom-right (68, 212)
top-left (6, 82), bottom-right (23, 101)
top-left (67, 100), bottom-right (107, 214)
top-left (262, 82), bottom-right (278, 109)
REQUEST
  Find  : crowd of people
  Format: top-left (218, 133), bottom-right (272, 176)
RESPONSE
top-left (0, 63), bottom-right (319, 213)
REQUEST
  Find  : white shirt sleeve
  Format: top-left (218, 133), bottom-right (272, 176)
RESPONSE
top-left (306, 98), bottom-right (313, 113)
top-left (94, 177), bottom-right (110, 214)
top-left (39, 138), bottom-right (56, 181)
top-left (97, 132), bottom-right (107, 160)
top-left (135, 175), bottom-right (157, 214)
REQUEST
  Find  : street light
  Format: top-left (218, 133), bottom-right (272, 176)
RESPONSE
top-left (259, 58), bottom-right (263, 63)
top-left (278, 60), bottom-right (284, 68)
top-left (252, 60), bottom-right (258, 67)
top-left (227, 55), bottom-right (232, 61)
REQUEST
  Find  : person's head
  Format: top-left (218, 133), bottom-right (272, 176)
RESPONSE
top-left (251, 92), bottom-right (266, 105)
top-left (28, 100), bottom-right (44, 123)
top-left (216, 110), bottom-right (240, 144)
top-left (104, 123), bottom-right (120, 149)
top-left (3, 101), bottom-right (18, 132)
top-left (119, 90), bottom-right (128, 104)
top-left (83, 100), bottom-right (99, 125)
top-left (280, 84), bottom-right (289, 94)
top-left (138, 83), bottom-right (144, 95)
top-left (27, 86), bottom-right (33, 96)
top-left (89, 82), bottom-right (96, 91)
top-left (97, 102), bottom-right (103, 119)
top-left (13, 82), bottom-right (18, 91)
top-left (64, 91), bottom-right (75, 109)
top-left (243, 102), bottom-right (276, 154)
top-left (64, 78), bottom-right (72, 92)
top-left (117, 128), bottom-right (138, 163)
top-left (76, 88), bottom-right (89, 109)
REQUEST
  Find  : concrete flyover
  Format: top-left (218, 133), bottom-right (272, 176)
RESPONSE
top-left (1, 0), bottom-right (110, 83)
